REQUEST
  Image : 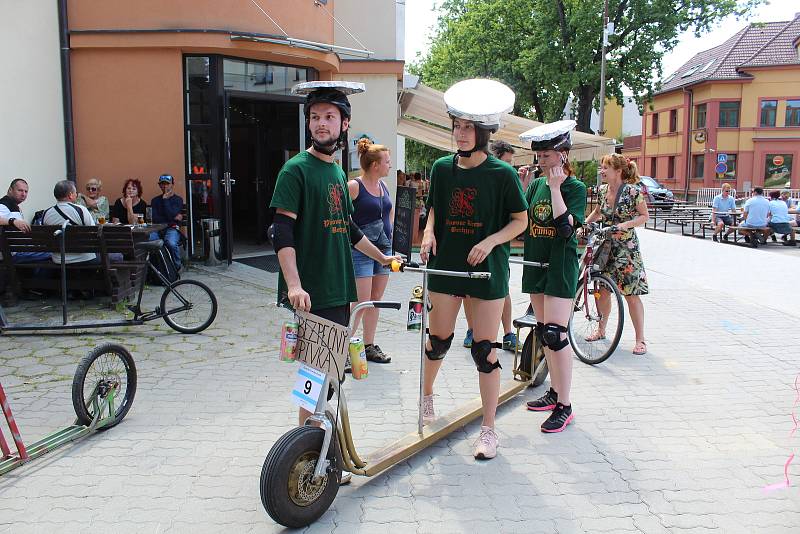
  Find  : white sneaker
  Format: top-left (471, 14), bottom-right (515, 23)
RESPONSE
top-left (422, 394), bottom-right (435, 424)
top-left (473, 426), bottom-right (498, 460)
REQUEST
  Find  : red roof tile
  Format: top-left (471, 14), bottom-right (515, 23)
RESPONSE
top-left (656, 15), bottom-right (800, 95)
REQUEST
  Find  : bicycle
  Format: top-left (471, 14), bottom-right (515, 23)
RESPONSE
top-left (511, 224), bottom-right (625, 376)
top-left (0, 236), bottom-right (217, 334)
top-left (567, 224), bottom-right (625, 365)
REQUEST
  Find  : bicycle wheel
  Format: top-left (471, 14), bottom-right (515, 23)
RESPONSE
top-left (260, 426), bottom-right (340, 528)
top-left (161, 279), bottom-right (218, 334)
top-left (519, 331), bottom-right (549, 387)
top-left (568, 273), bottom-right (624, 365)
top-left (72, 343), bottom-right (137, 429)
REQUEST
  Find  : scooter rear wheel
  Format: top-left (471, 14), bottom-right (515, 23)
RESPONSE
top-left (260, 426), bottom-right (340, 528)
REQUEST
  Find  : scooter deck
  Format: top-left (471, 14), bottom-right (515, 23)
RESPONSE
top-left (361, 378), bottom-right (529, 477)
top-left (0, 424), bottom-right (89, 476)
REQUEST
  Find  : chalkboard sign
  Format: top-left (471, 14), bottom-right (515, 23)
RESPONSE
top-left (392, 186), bottom-right (415, 259)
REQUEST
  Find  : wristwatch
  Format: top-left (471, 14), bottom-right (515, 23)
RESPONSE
top-left (7, 217), bottom-right (16, 228)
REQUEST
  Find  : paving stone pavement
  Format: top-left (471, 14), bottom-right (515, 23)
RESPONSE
top-left (1, 229), bottom-right (799, 533)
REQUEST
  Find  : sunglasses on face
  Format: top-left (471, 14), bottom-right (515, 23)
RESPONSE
top-left (86, 186), bottom-right (98, 191)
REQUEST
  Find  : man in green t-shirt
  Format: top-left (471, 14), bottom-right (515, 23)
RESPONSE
top-left (270, 81), bottom-right (400, 426)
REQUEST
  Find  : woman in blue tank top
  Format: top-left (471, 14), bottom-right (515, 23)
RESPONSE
top-left (347, 138), bottom-right (394, 364)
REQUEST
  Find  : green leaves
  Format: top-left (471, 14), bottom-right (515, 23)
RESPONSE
top-left (414, 0), bottom-right (760, 133)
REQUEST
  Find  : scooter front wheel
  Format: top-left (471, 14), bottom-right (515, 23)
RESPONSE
top-left (520, 331), bottom-right (549, 387)
top-left (260, 426), bottom-right (340, 528)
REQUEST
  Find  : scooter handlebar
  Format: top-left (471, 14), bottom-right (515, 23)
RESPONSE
top-left (373, 301), bottom-right (402, 310)
top-left (390, 260), bottom-right (490, 279)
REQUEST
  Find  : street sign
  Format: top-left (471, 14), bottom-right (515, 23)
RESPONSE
top-left (715, 162), bottom-right (728, 174)
top-left (717, 153), bottom-right (728, 164)
top-left (773, 155), bottom-right (785, 166)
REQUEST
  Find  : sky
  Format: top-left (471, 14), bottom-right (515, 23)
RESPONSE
top-left (404, 0), bottom-right (800, 82)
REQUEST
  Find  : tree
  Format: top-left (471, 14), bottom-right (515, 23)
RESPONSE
top-left (413, 0), bottom-right (759, 133)
top-left (404, 138), bottom-right (449, 176)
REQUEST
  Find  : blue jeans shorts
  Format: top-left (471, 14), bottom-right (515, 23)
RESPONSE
top-left (352, 245), bottom-right (391, 278)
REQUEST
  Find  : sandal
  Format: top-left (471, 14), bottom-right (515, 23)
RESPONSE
top-left (584, 330), bottom-right (606, 342)
top-left (365, 344), bottom-right (392, 364)
top-left (632, 341), bottom-right (647, 355)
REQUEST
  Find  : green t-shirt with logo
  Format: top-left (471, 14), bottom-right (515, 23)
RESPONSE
top-left (522, 176), bottom-right (587, 298)
top-left (425, 154), bottom-right (528, 300)
top-left (270, 151), bottom-right (357, 310)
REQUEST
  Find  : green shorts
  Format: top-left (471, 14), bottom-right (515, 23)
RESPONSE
top-left (521, 246), bottom-right (580, 298)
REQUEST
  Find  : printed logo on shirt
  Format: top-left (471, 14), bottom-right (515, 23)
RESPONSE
top-left (445, 187), bottom-right (483, 235)
top-left (324, 182), bottom-right (348, 235)
top-left (529, 200), bottom-right (556, 238)
top-left (448, 188), bottom-right (477, 218)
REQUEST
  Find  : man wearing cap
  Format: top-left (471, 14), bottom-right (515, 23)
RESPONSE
top-left (269, 81), bottom-right (401, 427)
top-left (519, 120), bottom-right (586, 433)
top-left (419, 79), bottom-right (528, 460)
top-left (150, 174), bottom-right (184, 270)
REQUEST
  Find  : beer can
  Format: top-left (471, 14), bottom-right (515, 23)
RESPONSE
top-left (407, 285), bottom-right (424, 331)
top-left (348, 337), bottom-right (368, 380)
top-left (280, 320), bottom-right (298, 362)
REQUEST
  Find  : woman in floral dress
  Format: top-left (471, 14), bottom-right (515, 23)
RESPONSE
top-left (585, 154), bottom-right (649, 355)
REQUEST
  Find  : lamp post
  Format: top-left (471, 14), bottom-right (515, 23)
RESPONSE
top-left (596, 0), bottom-right (610, 190)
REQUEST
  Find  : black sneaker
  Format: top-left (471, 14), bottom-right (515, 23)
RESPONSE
top-left (722, 235), bottom-right (730, 242)
top-left (771, 234), bottom-right (777, 243)
top-left (541, 403), bottom-right (574, 433)
top-left (526, 388), bottom-right (557, 412)
top-left (712, 235), bottom-right (718, 242)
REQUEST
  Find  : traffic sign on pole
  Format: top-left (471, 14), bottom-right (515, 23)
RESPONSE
top-left (717, 153), bottom-right (728, 164)
top-left (715, 162), bottom-right (728, 174)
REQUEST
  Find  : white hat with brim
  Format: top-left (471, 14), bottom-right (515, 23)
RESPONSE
top-left (291, 81), bottom-right (366, 96)
top-left (443, 79), bottom-right (515, 131)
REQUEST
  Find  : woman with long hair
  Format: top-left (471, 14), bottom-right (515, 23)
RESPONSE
top-left (520, 120), bottom-right (586, 433)
top-left (348, 138), bottom-right (394, 363)
top-left (419, 79), bottom-right (527, 460)
top-left (585, 153), bottom-right (649, 355)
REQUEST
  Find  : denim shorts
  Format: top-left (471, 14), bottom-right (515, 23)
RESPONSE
top-left (715, 215), bottom-right (732, 226)
top-left (768, 222), bottom-right (793, 235)
top-left (352, 245), bottom-right (391, 278)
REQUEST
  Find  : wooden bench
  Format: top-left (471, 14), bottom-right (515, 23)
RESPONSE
top-left (0, 225), bottom-right (147, 304)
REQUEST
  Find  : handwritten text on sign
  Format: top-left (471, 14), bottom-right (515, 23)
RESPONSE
top-left (295, 310), bottom-right (350, 380)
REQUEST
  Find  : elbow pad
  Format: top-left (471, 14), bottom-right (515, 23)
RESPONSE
top-left (349, 217), bottom-right (364, 246)
top-left (553, 212), bottom-right (574, 239)
top-left (271, 214), bottom-right (296, 252)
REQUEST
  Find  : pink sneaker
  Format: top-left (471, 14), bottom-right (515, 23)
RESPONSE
top-left (473, 426), bottom-right (499, 460)
top-left (422, 394), bottom-right (435, 424)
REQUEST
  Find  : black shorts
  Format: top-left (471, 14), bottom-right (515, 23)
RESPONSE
top-left (310, 304), bottom-right (351, 327)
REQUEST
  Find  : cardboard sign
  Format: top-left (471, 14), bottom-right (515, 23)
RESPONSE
top-left (294, 310), bottom-right (350, 380)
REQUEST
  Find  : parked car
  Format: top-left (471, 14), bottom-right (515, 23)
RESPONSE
top-left (639, 175), bottom-right (674, 210)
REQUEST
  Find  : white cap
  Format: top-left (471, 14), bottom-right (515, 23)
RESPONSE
top-left (291, 81), bottom-right (366, 95)
top-left (443, 78), bottom-right (515, 131)
top-left (519, 120), bottom-right (577, 143)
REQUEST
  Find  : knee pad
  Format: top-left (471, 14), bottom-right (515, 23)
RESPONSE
top-left (533, 322), bottom-right (545, 345)
top-left (542, 323), bottom-right (569, 351)
top-left (471, 340), bottom-right (502, 374)
top-left (425, 333), bottom-right (454, 360)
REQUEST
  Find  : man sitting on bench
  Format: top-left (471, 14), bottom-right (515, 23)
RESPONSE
top-left (767, 190), bottom-right (797, 246)
top-left (41, 181), bottom-right (98, 264)
top-left (739, 187), bottom-right (770, 248)
top-left (711, 183), bottom-right (735, 242)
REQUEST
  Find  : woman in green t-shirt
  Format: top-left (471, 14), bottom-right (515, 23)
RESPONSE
top-left (519, 120), bottom-right (587, 434)
top-left (418, 79), bottom-right (528, 460)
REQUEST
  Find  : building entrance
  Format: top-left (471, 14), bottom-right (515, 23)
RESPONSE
top-left (227, 96), bottom-right (303, 258)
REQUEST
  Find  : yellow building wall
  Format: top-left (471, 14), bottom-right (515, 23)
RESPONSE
top-left (603, 98), bottom-right (623, 140)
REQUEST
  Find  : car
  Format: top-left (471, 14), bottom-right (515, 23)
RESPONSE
top-left (639, 175), bottom-right (674, 210)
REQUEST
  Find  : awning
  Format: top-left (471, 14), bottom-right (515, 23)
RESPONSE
top-left (399, 83), bottom-right (614, 163)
